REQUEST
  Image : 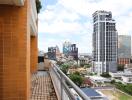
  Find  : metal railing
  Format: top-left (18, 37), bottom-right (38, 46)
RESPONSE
top-left (49, 63), bottom-right (90, 100)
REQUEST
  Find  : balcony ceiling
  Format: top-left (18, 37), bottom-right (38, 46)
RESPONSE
top-left (0, 0), bottom-right (25, 6)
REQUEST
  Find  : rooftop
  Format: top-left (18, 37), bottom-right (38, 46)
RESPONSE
top-left (81, 87), bottom-right (101, 97)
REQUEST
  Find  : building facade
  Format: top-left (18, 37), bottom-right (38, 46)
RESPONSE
top-left (92, 10), bottom-right (118, 74)
top-left (0, 0), bottom-right (38, 99)
top-left (48, 47), bottom-right (57, 60)
top-left (55, 45), bottom-right (62, 58)
top-left (63, 41), bottom-right (78, 60)
top-left (118, 35), bottom-right (131, 65)
top-left (63, 41), bottom-right (71, 56)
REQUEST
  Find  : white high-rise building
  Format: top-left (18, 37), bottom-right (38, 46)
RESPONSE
top-left (92, 11), bottom-right (118, 74)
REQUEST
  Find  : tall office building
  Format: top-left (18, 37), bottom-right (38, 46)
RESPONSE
top-left (63, 41), bottom-right (78, 60)
top-left (92, 11), bottom-right (118, 74)
top-left (63, 41), bottom-right (71, 56)
top-left (118, 35), bottom-right (131, 65)
top-left (47, 45), bottom-right (61, 60)
top-left (48, 47), bottom-right (57, 60)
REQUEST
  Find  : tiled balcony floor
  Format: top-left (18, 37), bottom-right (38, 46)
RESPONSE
top-left (31, 71), bottom-right (58, 100)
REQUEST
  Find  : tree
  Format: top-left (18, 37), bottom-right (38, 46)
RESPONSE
top-left (36, 0), bottom-right (42, 13)
top-left (84, 64), bottom-right (91, 68)
top-left (100, 72), bottom-right (111, 78)
top-left (114, 82), bottom-right (132, 95)
top-left (111, 80), bottom-right (115, 84)
top-left (60, 64), bottom-right (70, 74)
top-left (69, 72), bottom-right (83, 87)
top-left (56, 61), bottom-right (63, 66)
top-left (117, 64), bottom-right (124, 71)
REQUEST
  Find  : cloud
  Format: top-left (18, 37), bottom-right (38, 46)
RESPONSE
top-left (38, 0), bottom-right (132, 53)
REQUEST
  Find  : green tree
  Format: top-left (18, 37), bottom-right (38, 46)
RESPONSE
top-left (100, 72), bottom-right (111, 78)
top-left (36, 0), bottom-right (42, 13)
top-left (114, 82), bottom-right (132, 95)
top-left (57, 61), bottom-right (63, 66)
top-left (117, 64), bottom-right (124, 71)
top-left (84, 64), bottom-right (91, 68)
top-left (111, 80), bottom-right (115, 84)
top-left (60, 64), bottom-right (70, 74)
top-left (69, 72), bottom-right (83, 87)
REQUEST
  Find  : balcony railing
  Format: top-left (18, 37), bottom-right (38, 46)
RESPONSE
top-left (49, 63), bottom-right (90, 100)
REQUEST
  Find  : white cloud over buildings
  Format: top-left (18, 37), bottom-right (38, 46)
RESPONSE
top-left (38, 0), bottom-right (132, 53)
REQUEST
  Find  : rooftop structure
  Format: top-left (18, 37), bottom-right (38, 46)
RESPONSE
top-left (81, 88), bottom-right (101, 97)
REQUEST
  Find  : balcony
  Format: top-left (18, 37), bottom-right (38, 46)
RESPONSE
top-left (31, 61), bottom-right (90, 100)
top-left (31, 71), bottom-right (57, 100)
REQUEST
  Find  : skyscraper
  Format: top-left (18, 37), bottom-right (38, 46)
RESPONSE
top-left (63, 41), bottom-right (71, 56)
top-left (92, 10), bottom-right (118, 74)
top-left (63, 41), bottom-right (78, 60)
top-left (48, 47), bottom-right (57, 60)
top-left (118, 35), bottom-right (131, 65)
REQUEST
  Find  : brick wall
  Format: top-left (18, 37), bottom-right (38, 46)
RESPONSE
top-left (30, 36), bottom-right (38, 73)
top-left (0, 0), bottom-right (31, 99)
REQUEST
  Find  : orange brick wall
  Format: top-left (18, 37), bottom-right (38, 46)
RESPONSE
top-left (118, 58), bottom-right (130, 65)
top-left (30, 36), bottom-right (38, 73)
top-left (0, 0), bottom-right (31, 99)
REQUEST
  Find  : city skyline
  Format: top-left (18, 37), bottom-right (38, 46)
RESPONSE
top-left (38, 0), bottom-right (132, 53)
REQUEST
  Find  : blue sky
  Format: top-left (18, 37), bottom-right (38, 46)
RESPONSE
top-left (38, 0), bottom-right (132, 53)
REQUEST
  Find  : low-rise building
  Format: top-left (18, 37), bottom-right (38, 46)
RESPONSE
top-left (67, 67), bottom-right (88, 75)
top-left (78, 53), bottom-right (92, 66)
top-left (71, 87), bottom-right (107, 100)
top-left (47, 47), bottom-right (57, 60)
top-left (109, 72), bottom-right (125, 79)
top-left (89, 76), bottom-right (111, 83)
top-left (124, 68), bottom-right (132, 73)
top-left (122, 75), bottom-right (132, 84)
top-left (109, 72), bottom-right (132, 78)
top-left (110, 72), bottom-right (132, 84)
top-left (79, 57), bottom-right (91, 66)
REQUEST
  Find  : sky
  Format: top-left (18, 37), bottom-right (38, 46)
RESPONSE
top-left (38, 0), bottom-right (132, 53)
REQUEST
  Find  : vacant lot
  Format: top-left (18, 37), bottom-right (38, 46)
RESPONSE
top-left (100, 89), bottom-right (132, 100)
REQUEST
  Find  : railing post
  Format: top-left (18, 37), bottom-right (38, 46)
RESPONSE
top-left (50, 63), bottom-right (91, 100)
